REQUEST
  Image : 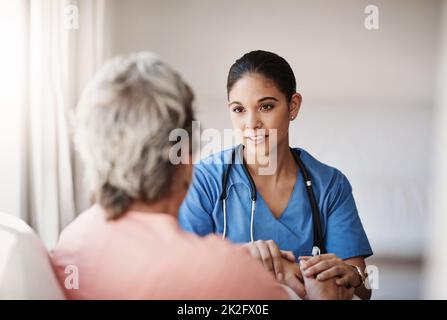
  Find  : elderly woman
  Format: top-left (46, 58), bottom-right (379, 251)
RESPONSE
top-left (50, 52), bottom-right (350, 300)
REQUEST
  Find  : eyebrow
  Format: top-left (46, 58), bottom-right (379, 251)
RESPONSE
top-left (228, 96), bottom-right (279, 106)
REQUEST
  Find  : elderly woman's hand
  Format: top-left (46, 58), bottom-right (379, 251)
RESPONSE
top-left (244, 240), bottom-right (296, 281)
top-left (280, 257), bottom-right (307, 299)
top-left (299, 253), bottom-right (362, 288)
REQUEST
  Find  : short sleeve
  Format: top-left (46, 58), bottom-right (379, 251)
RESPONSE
top-left (324, 172), bottom-right (373, 260)
top-left (178, 166), bottom-right (217, 236)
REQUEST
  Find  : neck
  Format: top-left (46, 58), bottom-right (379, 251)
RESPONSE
top-left (128, 195), bottom-right (181, 218)
top-left (244, 139), bottom-right (296, 182)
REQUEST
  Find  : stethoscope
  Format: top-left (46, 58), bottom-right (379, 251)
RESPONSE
top-left (220, 144), bottom-right (326, 256)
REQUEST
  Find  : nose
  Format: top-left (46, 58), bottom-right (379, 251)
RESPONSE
top-left (245, 110), bottom-right (261, 130)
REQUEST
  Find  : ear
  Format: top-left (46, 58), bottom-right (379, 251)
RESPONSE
top-left (289, 92), bottom-right (302, 121)
top-left (170, 157), bottom-right (193, 194)
top-left (180, 161), bottom-right (193, 190)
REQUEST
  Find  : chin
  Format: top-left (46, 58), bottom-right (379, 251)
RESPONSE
top-left (243, 139), bottom-right (274, 159)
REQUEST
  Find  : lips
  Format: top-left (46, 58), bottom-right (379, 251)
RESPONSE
top-left (245, 135), bottom-right (269, 144)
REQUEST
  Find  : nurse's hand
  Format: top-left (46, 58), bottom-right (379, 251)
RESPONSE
top-left (244, 240), bottom-right (295, 281)
top-left (303, 273), bottom-right (355, 300)
top-left (299, 253), bottom-right (361, 288)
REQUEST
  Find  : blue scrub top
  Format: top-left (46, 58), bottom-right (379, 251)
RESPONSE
top-left (179, 146), bottom-right (373, 260)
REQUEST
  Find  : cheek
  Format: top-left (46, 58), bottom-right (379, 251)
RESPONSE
top-left (264, 111), bottom-right (290, 133)
top-left (229, 114), bottom-right (244, 129)
top-left (229, 115), bottom-right (248, 143)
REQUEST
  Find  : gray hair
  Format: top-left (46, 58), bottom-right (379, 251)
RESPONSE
top-left (75, 52), bottom-right (194, 219)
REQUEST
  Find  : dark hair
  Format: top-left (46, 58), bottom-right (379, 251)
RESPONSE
top-left (227, 50), bottom-right (297, 102)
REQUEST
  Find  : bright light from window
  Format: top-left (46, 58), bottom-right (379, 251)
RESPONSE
top-left (0, 0), bottom-right (27, 215)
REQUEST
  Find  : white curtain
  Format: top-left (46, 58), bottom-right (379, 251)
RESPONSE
top-left (22, 0), bottom-right (106, 249)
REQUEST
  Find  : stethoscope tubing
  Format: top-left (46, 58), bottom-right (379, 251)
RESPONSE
top-left (220, 144), bottom-right (326, 254)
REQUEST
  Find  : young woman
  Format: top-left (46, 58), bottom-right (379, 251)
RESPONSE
top-left (179, 50), bottom-right (373, 300)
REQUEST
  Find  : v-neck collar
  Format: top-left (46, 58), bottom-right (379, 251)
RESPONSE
top-left (255, 164), bottom-right (301, 221)
top-left (229, 146), bottom-right (303, 222)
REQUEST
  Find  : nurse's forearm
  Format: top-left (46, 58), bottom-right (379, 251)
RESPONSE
top-left (344, 257), bottom-right (371, 300)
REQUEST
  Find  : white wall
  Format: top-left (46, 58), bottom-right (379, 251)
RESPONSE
top-left (107, 0), bottom-right (440, 259)
top-left (423, 0), bottom-right (447, 300)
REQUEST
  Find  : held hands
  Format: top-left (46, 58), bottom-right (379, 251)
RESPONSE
top-left (302, 273), bottom-right (355, 300)
top-left (281, 258), bottom-right (307, 299)
top-left (299, 253), bottom-right (362, 288)
top-left (243, 240), bottom-right (306, 298)
top-left (244, 241), bottom-right (359, 300)
top-left (243, 240), bottom-right (296, 282)
top-left (279, 258), bottom-right (355, 300)
top-left (244, 240), bottom-right (306, 299)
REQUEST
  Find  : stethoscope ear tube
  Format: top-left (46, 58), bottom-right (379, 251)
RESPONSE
top-left (290, 148), bottom-right (327, 254)
top-left (220, 147), bottom-right (237, 201)
top-left (236, 144), bottom-right (257, 201)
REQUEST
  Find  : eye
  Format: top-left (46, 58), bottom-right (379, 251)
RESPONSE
top-left (260, 104), bottom-right (274, 112)
top-left (232, 106), bottom-right (245, 113)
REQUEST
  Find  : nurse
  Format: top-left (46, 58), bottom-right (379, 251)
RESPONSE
top-left (179, 50), bottom-right (373, 300)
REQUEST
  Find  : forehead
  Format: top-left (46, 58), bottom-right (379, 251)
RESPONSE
top-left (229, 73), bottom-right (283, 102)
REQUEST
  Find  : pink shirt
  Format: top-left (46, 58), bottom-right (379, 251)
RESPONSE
top-left (50, 205), bottom-right (288, 299)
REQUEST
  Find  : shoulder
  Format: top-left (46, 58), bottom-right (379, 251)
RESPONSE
top-left (64, 205), bottom-right (108, 232)
top-left (52, 205), bottom-right (105, 259)
top-left (194, 147), bottom-right (234, 174)
top-left (50, 206), bottom-right (104, 287)
top-left (293, 148), bottom-right (351, 191)
top-left (190, 147), bottom-right (236, 190)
